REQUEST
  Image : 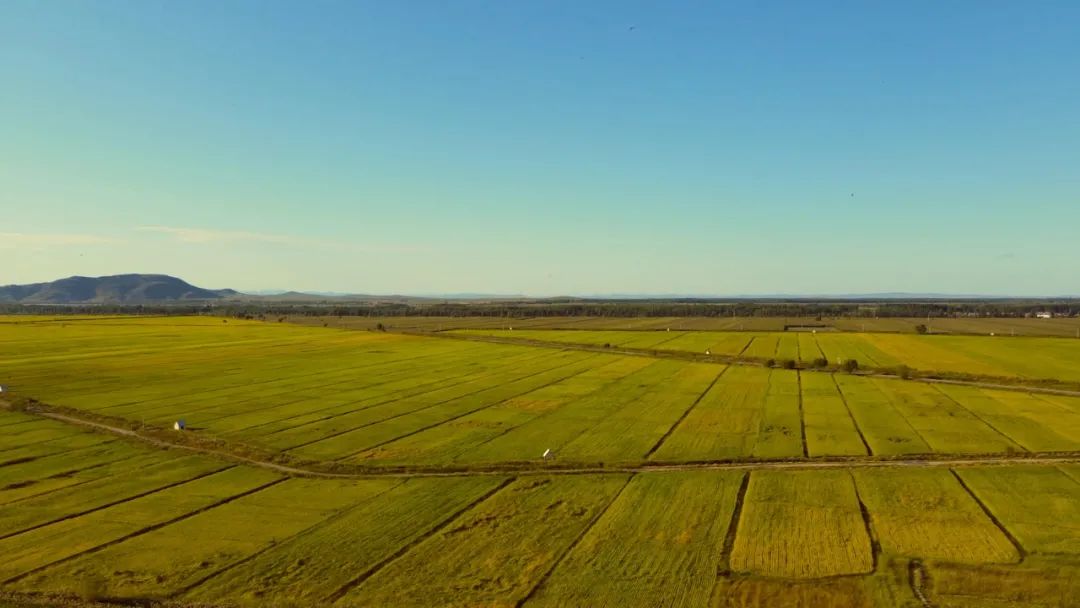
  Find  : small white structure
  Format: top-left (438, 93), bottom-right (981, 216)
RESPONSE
top-left (542, 448), bottom-right (552, 460)
top-left (173, 420), bottom-right (186, 431)
top-left (0, 385), bottom-right (7, 394)
top-left (1036, 312), bottom-right (1053, 319)
top-left (704, 349), bottom-right (711, 355)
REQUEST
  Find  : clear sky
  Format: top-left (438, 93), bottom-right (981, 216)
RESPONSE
top-left (3, 1), bottom-right (1078, 296)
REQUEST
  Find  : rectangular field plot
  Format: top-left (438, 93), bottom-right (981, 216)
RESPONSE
top-left (853, 469), bottom-right (1019, 563)
top-left (956, 466), bottom-right (1080, 555)
top-left (0, 466), bottom-right (282, 584)
top-left (0, 454), bottom-right (227, 541)
top-left (10, 476), bottom-right (390, 599)
top-left (557, 361), bottom-right (723, 461)
top-left (730, 470), bottom-right (873, 578)
top-left (934, 385), bottom-right (1080, 451)
top-left (526, 471), bottom-right (742, 607)
top-left (800, 372), bottom-right (867, 456)
top-left (861, 379), bottom-right (1019, 453)
top-left (651, 367), bottom-right (803, 461)
top-left (833, 375), bottom-right (931, 455)
top-left (448, 359), bottom-right (687, 464)
top-left (335, 474), bottom-right (630, 607)
top-left (348, 356), bottom-right (657, 465)
top-left (184, 476), bottom-right (503, 605)
top-left (289, 352), bottom-right (603, 461)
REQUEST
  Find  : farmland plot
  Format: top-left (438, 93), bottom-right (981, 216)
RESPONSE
top-left (11, 477), bottom-right (386, 599)
top-left (933, 385), bottom-right (1080, 451)
top-left (852, 469), bottom-right (1019, 563)
top-left (293, 352), bottom-right (603, 461)
top-left (955, 466), bottom-right (1080, 555)
top-left (730, 470), bottom-right (873, 578)
top-left (184, 477), bottom-right (502, 605)
top-left (0, 454), bottom-right (227, 541)
top-left (652, 367), bottom-right (802, 461)
top-left (799, 372), bottom-right (867, 456)
top-left (556, 361), bottom-right (723, 461)
top-left (350, 356), bottom-right (656, 465)
top-left (526, 471), bottom-right (743, 607)
top-left (863, 379), bottom-right (1019, 453)
top-left (814, 335), bottom-right (902, 368)
top-left (833, 375), bottom-right (931, 455)
top-left (454, 358), bottom-right (683, 464)
top-left (336, 474), bottom-right (631, 607)
top-left (0, 466), bottom-right (282, 583)
top-left (743, 335), bottom-right (780, 359)
top-left (775, 334), bottom-right (800, 361)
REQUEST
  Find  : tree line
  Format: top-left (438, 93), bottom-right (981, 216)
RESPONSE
top-left (1, 299), bottom-right (1077, 319)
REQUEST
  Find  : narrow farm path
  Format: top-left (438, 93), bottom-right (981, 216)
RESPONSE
top-left (15, 406), bottom-right (1080, 480)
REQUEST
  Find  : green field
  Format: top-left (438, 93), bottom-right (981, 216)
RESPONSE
top-left (2, 316), bottom-right (1079, 607)
top-left (287, 314), bottom-right (1080, 338)
top-left (453, 327), bottom-right (1080, 383)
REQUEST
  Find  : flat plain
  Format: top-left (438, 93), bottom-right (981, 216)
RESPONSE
top-left (1, 315), bottom-right (1079, 607)
top-left (452, 327), bottom-right (1080, 383)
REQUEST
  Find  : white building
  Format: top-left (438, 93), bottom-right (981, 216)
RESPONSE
top-left (1036, 312), bottom-right (1053, 319)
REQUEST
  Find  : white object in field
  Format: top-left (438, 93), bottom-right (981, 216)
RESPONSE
top-left (1036, 312), bottom-right (1053, 319)
top-left (990, 332), bottom-right (995, 336)
top-left (174, 420), bottom-right (186, 431)
top-left (704, 349), bottom-right (711, 355)
top-left (0, 384), bottom-right (7, 393)
top-left (542, 448), bottom-right (552, 459)
top-left (667, 327), bottom-right (671, 332)
top-left (812, 329), bottom-right (817, 334)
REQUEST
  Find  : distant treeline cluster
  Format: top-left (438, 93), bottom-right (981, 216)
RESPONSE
top-left (2, 299), bottom-right (1078, 319)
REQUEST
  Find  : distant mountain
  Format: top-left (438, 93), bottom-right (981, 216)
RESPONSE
top-left (0, 274), bottom-right (235, 304)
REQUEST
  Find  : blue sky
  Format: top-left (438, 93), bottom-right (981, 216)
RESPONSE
top-left (3, 1), bottom-right (1078, 296)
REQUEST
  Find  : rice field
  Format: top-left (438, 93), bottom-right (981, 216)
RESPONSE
top-left (4, 318), bottom-right (1080, 470)
top-left (0, 408), bottom-right (1077, 606)
top-left (2, 316), bottom-right (1079, 607)
top-left (453, 328), bottom-right (1080, 382)
top-left (287, 314), bottom-right (1080, 338)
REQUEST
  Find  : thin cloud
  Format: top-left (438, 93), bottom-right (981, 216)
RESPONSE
top-left (136, 225), bottom-right (424, 253)
top-left (0, 232), bottom-right (118, 249)
top-left (136, 225), bottom-right (303, 245)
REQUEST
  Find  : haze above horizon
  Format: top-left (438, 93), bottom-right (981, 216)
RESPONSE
top-left (3, 2), bottom-right (1078, 297)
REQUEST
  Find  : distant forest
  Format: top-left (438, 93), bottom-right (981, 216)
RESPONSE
top-left (3, 299), bottom-right (1078, 319)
